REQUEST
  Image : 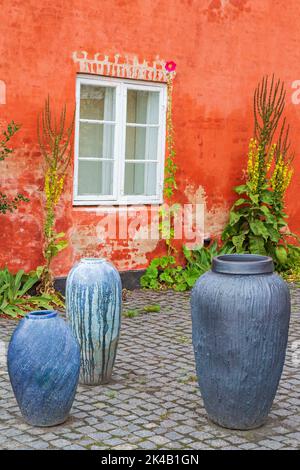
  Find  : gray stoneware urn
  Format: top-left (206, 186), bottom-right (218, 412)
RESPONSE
top-left (191, 254), bottom-right (291, 430)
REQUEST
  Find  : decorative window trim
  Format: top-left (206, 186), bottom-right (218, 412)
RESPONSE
top-left (73, 74), bottom-right (167, 206)
top-left (72, 51), bottom-right (175, 83)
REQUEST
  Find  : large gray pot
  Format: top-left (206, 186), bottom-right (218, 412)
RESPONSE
top-left (191, 254), bottom-right (290, 430)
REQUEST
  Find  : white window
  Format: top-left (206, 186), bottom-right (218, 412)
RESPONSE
top-left (73, 75), bottom-right (167, 205)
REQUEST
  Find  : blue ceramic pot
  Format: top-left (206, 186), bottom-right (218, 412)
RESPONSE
top-left (66, 258), bottom-right (122, 385)
top-left (7, 310), bottom-right (80, 427)
top-left (191, 254), bottom-right (291, 430)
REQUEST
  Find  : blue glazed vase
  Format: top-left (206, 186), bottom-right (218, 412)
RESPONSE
top-left (7, 310), bottom-right (80, 427)
top-left (191, 254), bottom-right (291, 430)
top-left (66, 258), bottom-right (122, 385)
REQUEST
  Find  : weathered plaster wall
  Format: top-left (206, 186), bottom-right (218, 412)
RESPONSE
top-left (1, 0), bottom-right (300, 275)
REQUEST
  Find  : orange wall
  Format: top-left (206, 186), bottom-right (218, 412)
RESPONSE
top-left (1, 0), bottom-right (300, 275)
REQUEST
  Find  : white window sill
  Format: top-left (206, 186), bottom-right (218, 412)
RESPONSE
top-left (72, 198), bottom-right (163, 207)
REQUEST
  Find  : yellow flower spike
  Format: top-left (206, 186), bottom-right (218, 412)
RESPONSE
top-left (247, 137), bottom-right (262, 190)
top-left (266, 144), bottom-right (276, 172)
top-left (271, 163), bottom-right (278, 190)
top-left (247, 138), bottom-right (256, 179)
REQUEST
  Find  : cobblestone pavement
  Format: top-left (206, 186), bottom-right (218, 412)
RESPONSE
top-left (0, 286), bottom-right (299, 450)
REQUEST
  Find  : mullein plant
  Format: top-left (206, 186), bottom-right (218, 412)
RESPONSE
top-left (37, 96), bottom-right (74, 296)
top-left (222, 75), bottom-right (300, 270)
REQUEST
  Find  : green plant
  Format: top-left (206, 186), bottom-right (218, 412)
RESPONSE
top-left (123, 304), bottom-right (161, 318)
top-left (123, 309), bottom-right (140, 318)
top-left (37, 97), bottom-right (74, 295)
top-left (279, 246), bottom-right (300, 279)
top-left (0, 121), bottom-right (29, 214)
top-left (0, 268), bottom-right (53, 318)
top-left (159, 411), bottom-right (171, 421)
top-left (176, 335), bottom-right (191, 345)
top-left (142, 304), bottom-right (160, 313)
top-left (177, 373), bottom-right (198, 384)
top-left (141, 241), bottom-right (233, 291)
top-left (222, 76), bottom-right (297, 270)
top-left (163, 74), bottom-right (177, 199)
top-left (157, 71), bottom-right (179, 257)
top-left (140, 64), bottom-right (182, 289)
top-left (141, 254), bottom-right (176, 290)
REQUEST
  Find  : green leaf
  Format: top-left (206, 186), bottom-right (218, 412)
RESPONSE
top-left (150, 258), bottom-right (161, 268)
top-left (146, 266), bottom-right (158, 278)
top-left (182, 245), bottom-right (192, 262)
top-left (249, 194), bottom-right (259, 204)
top-left (232, 234), bottom-right (246, 253)
top-left (159, 256), bottom-right (170, 268)
top-left (233, 198), bottom-right (247, 207)
top-left (265, 225), bottom-right (280, 243)
top-left (174, 283), bottom-right (188, 292)
top-left (219, 243), bottom-right (235, 255)
top-left (229, 210), bottom-right (243, 226)
top-left (234, 184), bottom-right (247, 195)
top-left (259, 205), bottom-right (271, 217)
top-left (260, 190), bottom-right (274, 204)
top-left (275, 246), bottom-right (288, 265)
top-left (249, 220), bottom-right (270, 241)
top-left (35, 266), bottom-right (44, 278)
top-left (141, 277), bottom-right (157, 289)
top-left (55, 240), bottom-right (68, 252)
top-left (54, 232), bottom-right (65, 239)
top-left (159, 272), bottom-right (174, 284)
top-left (249, 235), bottom-right (266, 255)
top-left (18, 274), bottom-right (39, 297)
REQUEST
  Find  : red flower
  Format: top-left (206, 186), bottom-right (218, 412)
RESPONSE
top-left (165, 61), bottom-right (177, 72)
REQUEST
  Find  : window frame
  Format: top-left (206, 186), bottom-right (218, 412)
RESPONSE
top-left (73, 74), bottom-right (167, 206)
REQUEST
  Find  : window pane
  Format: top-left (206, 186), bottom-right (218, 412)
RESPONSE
top-left (127, 90), bottom-right (159, 124)
top-left (78, 160), bottom-right (113, 196)
top-left (125, 127), bottom-right (158, 160)
top-left (124, 162), bottom-right (157, 196)
top-left (79, 123), bottom-right (114, 159)
top-left (80, 85), bottom-right (115, 120)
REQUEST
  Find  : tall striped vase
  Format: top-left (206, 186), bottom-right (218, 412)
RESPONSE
top-left (66, 258), bottom-right (122, 385)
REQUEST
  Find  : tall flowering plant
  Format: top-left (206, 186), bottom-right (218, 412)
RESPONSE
top-left (37, 97), bottom-right (74, 294)
top-left (160, 61), bottom-right (178, 256)
top-left (163, 62), bottom-right (177, 200)
top-left (141, 60), bottom-right (180, 289)
top-left (222, 76), bottom-right (298, 268)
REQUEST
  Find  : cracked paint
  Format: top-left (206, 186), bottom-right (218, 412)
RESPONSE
top-left (184, 184), bottom-right (229, 239)
top-left (69, 218), bottom-right (159, 272)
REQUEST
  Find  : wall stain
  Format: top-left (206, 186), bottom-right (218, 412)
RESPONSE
top-left (204, 0), bottom-right (250, 22)
top-left (184, 184), bottom-right (229, 238)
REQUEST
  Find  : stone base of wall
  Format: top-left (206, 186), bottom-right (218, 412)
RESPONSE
top-left (54, 269), bottom-right (146, 295)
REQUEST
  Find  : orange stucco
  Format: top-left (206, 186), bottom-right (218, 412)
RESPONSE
top-left (1, 0), bottom-right (300, 276)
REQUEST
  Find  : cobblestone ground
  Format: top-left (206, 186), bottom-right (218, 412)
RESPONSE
top-left (0, 286), bottom-right (299, 450)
